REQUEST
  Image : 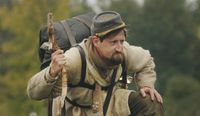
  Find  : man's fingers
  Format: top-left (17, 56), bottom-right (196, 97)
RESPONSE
top-left (52, 50), bottom-right (64, 56)
top-left (140, 87), bottom-right (164, 103)
top-left (57, 61), bottom-right (66, 66)
top-left (154, 90), bottom-right (163, 103)
top-left (51, 50), bottom-right (65, 63)
top-left (49, 49), bottom-right (66, 77)
top-left (160, 96), bottom-right (163, 103)
top-left (140, 89), bottom-right (146, 97)
top-left (150, 89), bottom-right (155, 101)
top-left (55, 57), bottom-right (66, 63)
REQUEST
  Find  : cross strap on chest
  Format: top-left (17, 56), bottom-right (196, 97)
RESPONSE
top-left (67, 45), bottom-right (127, 90)
top-left (65, 45), bottom-right (127, 115)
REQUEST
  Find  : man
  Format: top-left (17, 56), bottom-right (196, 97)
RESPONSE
top-left (27, 11), bottom-right (164, 116)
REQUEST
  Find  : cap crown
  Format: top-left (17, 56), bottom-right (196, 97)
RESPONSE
top-left (91, 11), bottom-right (126, 37)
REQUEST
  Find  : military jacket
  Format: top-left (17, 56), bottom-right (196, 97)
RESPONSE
top-left (27, 39), bottom-right (156, 116)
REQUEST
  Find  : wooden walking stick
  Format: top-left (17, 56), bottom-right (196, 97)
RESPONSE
top-left (47, 12), bottom-right (103, 116)
top-left (47, 12), bottom-right (68, 116)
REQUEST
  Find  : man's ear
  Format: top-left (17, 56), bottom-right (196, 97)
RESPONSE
top-left (92, 36), bottom-right (100, 47)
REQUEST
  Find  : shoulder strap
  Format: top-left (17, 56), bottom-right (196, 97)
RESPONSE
top-left (121, 60), bottom-right (127, 88)
top-left (65, 96), bottom-right (91, 108)
top-left (68, 46), bottom-right (114, 90)
top-left (73, 16), bottom-right (91, 29)
top-left (68, 45), bottom-right (87, 87)
top-left (59, 20), bottom-right (77, 47)
top-left (103, 68), bottom-right (118, 116)
top-left (77, 45), bottom-right (87, 84)
top-left (48, 99), bottom-right (53, 116)
top-left (65, 45), bottom-right (93, 108)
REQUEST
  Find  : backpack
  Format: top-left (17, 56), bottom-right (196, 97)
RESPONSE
top-left (38, 12), bottom-right (96, 70)
top-left (38, 12), bottom-right (96, 116)
top-left (38, 12), bottom-right (127, 116)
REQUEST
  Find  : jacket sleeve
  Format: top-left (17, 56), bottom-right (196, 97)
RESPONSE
top-left (124, 42), bottom-right (156, 89)
top-left (27, 47), bottom-right (81, 100)
top-left (27, 66), bottom-right (61, 100)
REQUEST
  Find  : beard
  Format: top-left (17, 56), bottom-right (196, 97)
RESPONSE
top-left (105, 52), bottom-right (124, 66)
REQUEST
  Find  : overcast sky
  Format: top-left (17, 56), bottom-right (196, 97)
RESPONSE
top-left (85, 0), bottom-right (197, 13)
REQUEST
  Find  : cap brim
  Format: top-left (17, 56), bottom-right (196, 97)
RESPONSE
top-left (96, 23), bottom-right (126, 37)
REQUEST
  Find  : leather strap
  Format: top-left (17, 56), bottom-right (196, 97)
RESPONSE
top-left (103, 68), bottom-right (118, 116)
top-left (121, 60), bottom-right (127, 88)
top-left (76, 45), bottom-right (87, 86)
top-left (66, 96), bottom-right (91, 108)
top-left (61, 103), bottom-right (66, 116)
top-left (59, 20), bottom-right (77, 47)
top-left (48, 99), bottom-right (53, 116)
top-left (64, 46), bottom-right (126, 115)
top-left (73, 16), bottom-right (91, 29)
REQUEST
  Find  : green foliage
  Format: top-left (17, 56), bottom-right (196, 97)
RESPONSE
top-left (165, 75), bottom-right (200, 116)
top-left (0, 0), bottom-right (87, 115)
top-left (138, 0), bottom-right (197, 73)
top-left (1, 0), bottom-right (200, 115)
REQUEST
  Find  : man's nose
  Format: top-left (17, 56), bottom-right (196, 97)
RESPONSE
top-left (115, 42), bottom-right (123, 52)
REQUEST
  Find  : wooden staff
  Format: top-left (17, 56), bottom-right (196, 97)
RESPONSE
top-left (47, 12), bottom-right (68, 116)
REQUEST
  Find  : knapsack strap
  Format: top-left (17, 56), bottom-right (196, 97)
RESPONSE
top-left (73, 16), bottom-right (91, 29)
top-left (103, 68), bottom-right (118, 116)
top-left (48, 99), bottom-right (53, 116)
top-left (65, 96), bottom-right (91, 108)
top-left (59, 20), bottom-right (77, 47)
top-left (68, 45), bottom-right (87, 88)
top-left (61, 103), bottom-right (66, 116)
top-left (121, 60), bottom-right (127, 88)
top-left (66, 46), bottom-right (126, 115)
top-left (68, 45), bottom-right (119, 91)
top-left (77, 45), bottom-right (87, 84)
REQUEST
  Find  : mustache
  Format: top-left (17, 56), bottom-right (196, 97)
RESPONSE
top-left (113, 51), bottom-right (124, 56)
top-left (112, 52), bottom-right (125, 61)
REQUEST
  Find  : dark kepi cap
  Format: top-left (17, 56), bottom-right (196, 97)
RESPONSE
top-left (91, 11), bottom-right (126, 37)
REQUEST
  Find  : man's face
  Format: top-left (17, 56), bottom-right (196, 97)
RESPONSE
top-left (93, 30), bottom-right (125, 65)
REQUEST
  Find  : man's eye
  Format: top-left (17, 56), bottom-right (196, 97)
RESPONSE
top-left (120, 40), bottom-right (124, 44)
top-left (111, 41), bottom-right (117, 44)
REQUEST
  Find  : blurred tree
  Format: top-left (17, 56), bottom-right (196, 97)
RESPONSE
top-left (0, 0), bottom-right (82, 115)
top-left (1, 0), bottom-right (200, 115)
top-left (137, 0), bottom-right (196, 72)
top-left (131, 0), bottom-right (199, 93)
top-left (190, 0), bottom-right (200, 81)
top-left (165, 75), bottom-right (200, 116)
top-left (0, 0), bottom-right (12, 8)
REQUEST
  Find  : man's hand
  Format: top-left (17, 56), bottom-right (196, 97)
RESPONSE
top-left (139, 86), bottom-right (163, 103)
top-left (49, 50), bottom-right (66, 77)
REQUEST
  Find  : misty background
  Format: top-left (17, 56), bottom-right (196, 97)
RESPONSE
top-left (0, 0), bottom-right (200, 115)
